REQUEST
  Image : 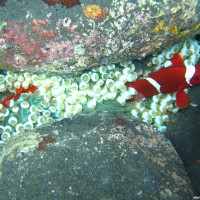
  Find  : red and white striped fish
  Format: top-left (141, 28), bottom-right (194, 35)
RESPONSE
top-left (1, 85), bottom-right (38, 108)
top-left (126, 53), bottom-right (200, 109)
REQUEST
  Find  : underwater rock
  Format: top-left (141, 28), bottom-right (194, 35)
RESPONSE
top-left (0, 0), bottom-right (199, 75)
top-left (0, 111), bottom-right (194, 199)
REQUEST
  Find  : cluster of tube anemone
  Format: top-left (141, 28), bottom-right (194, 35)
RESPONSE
top-left (0, 39), bottom-right (199, 141)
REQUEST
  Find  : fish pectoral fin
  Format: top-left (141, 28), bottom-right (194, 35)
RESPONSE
top-left (175, 88), bottom-right (190, 109)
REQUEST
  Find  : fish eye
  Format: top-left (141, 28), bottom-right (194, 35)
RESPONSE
top-left (195, 76), bottom-right (200, 80)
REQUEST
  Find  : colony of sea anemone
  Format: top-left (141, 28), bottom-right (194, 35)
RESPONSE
top-left (0, 39), bottom-right (199, 142)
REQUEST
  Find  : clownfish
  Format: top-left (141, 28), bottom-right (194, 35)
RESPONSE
top-left (1, 85), bottom-right (38, 108)
top-left (13, 85), bottom-right (38, 101)
top-left (126, 53), bottom-right (200, 109)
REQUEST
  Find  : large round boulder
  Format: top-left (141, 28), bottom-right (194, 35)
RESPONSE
top-left (0, 0), bottom-right (199, 75)
top-left (0, 112), bottom-right (194, 199)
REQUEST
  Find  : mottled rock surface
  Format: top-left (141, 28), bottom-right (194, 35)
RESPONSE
top-left (0, 112), bottom-right (194, 199)
top-left (0, 0), bottom-right (199, 75)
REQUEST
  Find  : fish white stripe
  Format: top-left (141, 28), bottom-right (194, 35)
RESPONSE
top-left (185, 64), bottom-right (196, 85)
top-left (145, 77), bottom-right (161, 93)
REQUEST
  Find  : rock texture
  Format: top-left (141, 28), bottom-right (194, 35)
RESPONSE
top-left (0, 0), bottom-right (199, 75)
top-left (0, 112), bottom-right (194, 199)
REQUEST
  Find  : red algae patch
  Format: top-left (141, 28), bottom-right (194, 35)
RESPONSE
top-left (0, 0), bottom-right (5, 6)
top-left (43, 0), bottom-right (81, 8)
top-left (37, 135), bottom-right (56, 152)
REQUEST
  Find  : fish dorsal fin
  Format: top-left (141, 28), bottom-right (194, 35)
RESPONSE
top-left (23, 85), bottom-right (38, 93)
top-left (175, 88), bottom-right (190, 109)
top-left (170, 53), bottom-right (184, 66)
top-left (15, 85), bottom-right (24, 96)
